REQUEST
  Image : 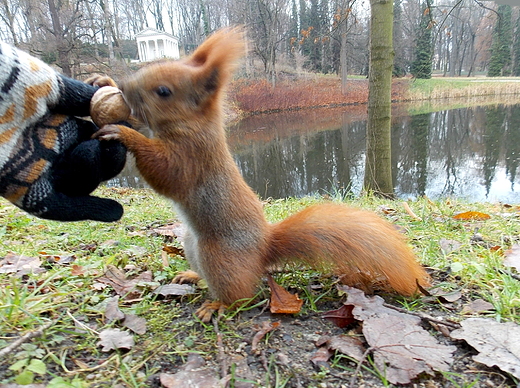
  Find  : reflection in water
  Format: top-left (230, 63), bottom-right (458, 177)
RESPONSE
top-left (109, 104), bottom-right (520, 203)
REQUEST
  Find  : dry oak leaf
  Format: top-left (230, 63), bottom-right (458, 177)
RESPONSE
top-left (461, 299), bottom-right (495, 315)
top-left (0, 252), bottom-right (43, 275)
top-left (504, 244), bottom-right (520, 271)
top-left (123, 314), bottom-right (147, 335)
top-left (153, 223), bottom-right (185, 242)
top-left (251, 320), bottom-right (281, 352)
top-left (104, 296), bottom-right (125, 322)
top-left (363, 314), bottom-right (456, 385)
top-left (160, 353), bottom-right (221, 388)
top-left (97, 328), bottom-right (134, 352)
top-left (340, 286), bottom-right (456, 385)
top-left (96, 265), bottom-right (153, 300)
top-left (326, 334), bottom-right (366, 362)
top-left (267, 275), bottom-right (303, 314)
top-left (452, 211), bottom-right (491, 221)
top-left (322, 304), bottom-right (356, 328)
top-left (310, 347), bottom-right (333, 367)
top-left (451, 318), bottom-right (520, 379)
top-left (153, 283), bottom-right (196, 297)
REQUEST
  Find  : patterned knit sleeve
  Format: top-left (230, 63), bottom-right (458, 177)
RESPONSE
top-left (0, 41), bottom-right (61, 131)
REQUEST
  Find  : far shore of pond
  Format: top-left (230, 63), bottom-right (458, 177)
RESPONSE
top-left (228, 75), bottom-right (520, 118)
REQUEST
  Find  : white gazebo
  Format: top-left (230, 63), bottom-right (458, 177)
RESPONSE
top-left (135, 28), bottom-right (180, 62)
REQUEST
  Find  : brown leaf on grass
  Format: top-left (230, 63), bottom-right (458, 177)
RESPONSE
top-left (71, 264), bottom-right (86, 276)
top-left (322, 304), bottom-right (356, 328)
top-left (123, 314), bottom-right (147, 335)
top-left (160, 353), bottom-right (220, 388)
top-left (428, 288), bottom-right (462, 303)
top-left (439, 238), bottom-right (462, 254)
top-left (0, 252), bottom-right (44, 275)
top-left (96, 265), bottom-right (153, 300)
top-left (97, 328), bottom-right (134, 352)
top-left (326, 335), bottom-right (366, 362)
top-left (43, 254), bottom-right (76, 265)
top-left (363, 314), bottom-right (456, 384)
top-left (452, 211), bottom-right (491, 221)
top-left (310, 347), bottom-right (332, 367)
top-left (227, 355), bottom-right (255, 388)
top-left (162, 245), bottom-right (185, 257)
top-left (251, 320), bottom-right (281, 352)
top-left (105, 296), bottom-right (125, 322)
top-left (451, 318), bottom-right (520, 379)
top-left (339, 285), bottom-right (456, 385)
top-left (153, 283), bottom-right (196, 297)
top-left (267, 275), bottom-right (303, 314)
top-left (504, 244), bottom-right (520, 271)
top-left (153, 223), bottom-right (185, 243)
top-left (461, 299), bottom-right (495, 315)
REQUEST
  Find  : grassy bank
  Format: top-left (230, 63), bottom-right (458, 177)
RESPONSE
top-left (1, 188), bottom-right (519, 387)
top-left (229, 75), bottom-right (520, 115)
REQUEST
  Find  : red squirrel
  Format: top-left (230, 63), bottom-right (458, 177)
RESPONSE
top-left (94, 28), bottom-right (431, 322)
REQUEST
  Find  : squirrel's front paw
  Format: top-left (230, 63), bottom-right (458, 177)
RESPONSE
top-left (85, 74), bottom-right (117, 88)
top-left (196, 300), bottom-right (227, 323)
top-left (93, 125), bottom-right (121, 141)
top-left (173, 270), bottom-right (201, 284)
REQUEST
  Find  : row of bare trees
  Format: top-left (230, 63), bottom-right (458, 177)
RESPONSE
top-left (0, 0), bottom-right (514, 80)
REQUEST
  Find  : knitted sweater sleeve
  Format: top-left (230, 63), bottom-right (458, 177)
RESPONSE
top-left (0, 42), bottom-right (96, 122)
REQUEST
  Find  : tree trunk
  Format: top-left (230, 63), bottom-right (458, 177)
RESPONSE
top-left (47, 0), bottom-right (72, 76)
top-left (339, 8), bottom-right (348, 94)
top-left (363, 0), bottom-right (394, 196)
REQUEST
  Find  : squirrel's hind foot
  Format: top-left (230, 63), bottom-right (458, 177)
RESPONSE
top-left (196, 300), bottom-right (227, 323)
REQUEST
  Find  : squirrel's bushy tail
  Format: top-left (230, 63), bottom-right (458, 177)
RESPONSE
top-left (266, 203), bottom-right (430, 295)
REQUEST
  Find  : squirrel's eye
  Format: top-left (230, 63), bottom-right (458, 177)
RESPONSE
top-left (156, 86), bottom-right (172, 97)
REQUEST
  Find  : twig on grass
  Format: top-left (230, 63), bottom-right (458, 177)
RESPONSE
top-left (0, 320), bottom-right (54, 358)
top-left (214, 317), bottom-right (228, 379)
top-left (383, 303), bottom-right (461, 330)
top-left (402, 202), bottom-right (422, 221)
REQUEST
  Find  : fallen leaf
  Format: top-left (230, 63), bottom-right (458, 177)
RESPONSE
top-left (104, 296), bottom-right (125, 322)
top-left (428, 289), bottom-right (462, 303)
top-left (0, 253), bottom-right (44, 275)
top-left (153, 223), bottom-right (185, 243)
top-left (451, 318), bottom-right (520, 379)
top-left (504, 244), bottom-right (520, 271)
top-left (439, 239), bottom-right (462, 254)
top-left (452, 211), bottom-right (491, 221)
top-left (251, 320), bottom-right (281, 352)
top-left (339, 285), bottom-right (457, 385)
top-left (123, 314), bottom-right (147, 335)
top-left (310, 347), bottom-right (332, 366)
top-left (363, 314), bottom-right (455, 384)
top-left (160, 353), bottom-right (220, 388)
top-left (124, 245), bottom-right (147, 257)
top-left (97, 328), bottom-right (134, 352)
top-left (322, 304), bottom-right (356, 328)
top-left (70, 265), bottom-right (86, 276)
top-left (162, 245), bottom-right (185, 257)
top-left (461, 299), bottom-right (495, 315)
top-left (43, 254), bottom-right (76, 265)
top-left (267, 275), bottom-right (303, 314)
top-left (326, 335), bottom-right (366, 362)
top-left (227, 355), bottom-right (255, 388)
top-left (97, 265), bottom-right (153, 300)
top-left (153, 284), bottom-right (196, 297)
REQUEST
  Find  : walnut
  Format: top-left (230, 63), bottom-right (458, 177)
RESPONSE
top-left (90, 86), bottom-right (131, 127)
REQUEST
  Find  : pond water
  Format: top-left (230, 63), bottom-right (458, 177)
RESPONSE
top-left (109, 102), bottom-right (520, 203)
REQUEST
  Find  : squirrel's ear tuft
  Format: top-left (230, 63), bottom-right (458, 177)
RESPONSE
top-left (187, 27), bottom-right (246, 97)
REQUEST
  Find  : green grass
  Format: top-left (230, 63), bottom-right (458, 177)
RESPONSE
top-left (0, 187), bottom-right (519, 386)
top-left (406, 76), bottom-right (520, 106)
